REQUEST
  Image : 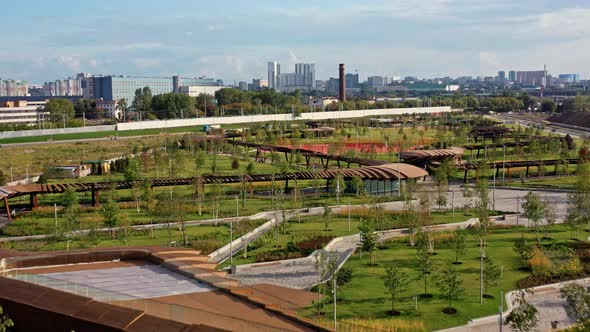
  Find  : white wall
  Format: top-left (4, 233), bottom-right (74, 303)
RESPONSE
top-left (116, 107), bottom-right (453, 131)
top-left (0, 125), bottom-right (115, 139)
top-left (0, 107), bottom-right (454, 138)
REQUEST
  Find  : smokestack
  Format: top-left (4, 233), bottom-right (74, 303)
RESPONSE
top-left (339, 64), bottom-right (346, 102)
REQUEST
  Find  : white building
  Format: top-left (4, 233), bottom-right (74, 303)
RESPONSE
top-left (179, 85), bottom-right (224, 97)
top-left (267, 62), bottom-right (280, 90)
top-left (96, 100), bottom-right (122, 120)
top-left (0, 100), bottom-right (49, 125)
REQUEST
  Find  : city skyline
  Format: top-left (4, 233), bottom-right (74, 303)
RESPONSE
top-left (1, 0), bottom-right (589, 83)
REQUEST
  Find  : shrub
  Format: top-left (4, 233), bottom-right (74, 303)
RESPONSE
top-left (336, 266), bottom-right (353, 286)
top-left (529, 248), bottom-right (552, 275)
top-left (558, 258), bottom-right (584, 277)
top-left (191, 239), bottom-right (221, 254)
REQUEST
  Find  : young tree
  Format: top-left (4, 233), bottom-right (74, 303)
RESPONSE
top-left (513, 235), bottom-right (535, 269)
top-left (383, 266), bottom-right (409, 315)
top-left (435, 265), bottom-right (465, 313)
top-left (416, 247), bottom-right (433, 297)
top-left (0, 305), bottom-right (14, 332)
top-left (522, 191), bottom-right (544, 246)
top-left (475, 177), bottom-right (491, 254)
top-left (313, 251), bottom-right (338, 316)
top-left (543, 199), bottom-right (557, 239)
top-left (451, 228), bottom-right (468, 264)
top-left (358, 218), bottom-right (378, 266)
top-left (102, 189), bottom-right (121, 239)
top-left (323, 203), bottom-right (332, 231)
top-left (61, 188), bottom-right (80, 232)
top-left (560, 283), bottom-right (590, 328)
top-left (483, 257), bottom-right (502, 298)
top-left (505, 290), bottom-right (539, 332)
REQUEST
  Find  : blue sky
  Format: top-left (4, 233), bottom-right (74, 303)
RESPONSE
top-left (2, 0), bottom-right (589, 83)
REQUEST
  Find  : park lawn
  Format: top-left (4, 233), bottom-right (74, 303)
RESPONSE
top-left (224, 210), bottom-right (476, 267)
top-left (2, 192), bottom-right (371, 238)
top-left (0, 224), bottom-right (224, 252)
top-left (0, 124), bottom-right (205, 145)
top-left (307, 224), bottom-right (575, 331)
top-left (222, 216), bottom-right (362, 267)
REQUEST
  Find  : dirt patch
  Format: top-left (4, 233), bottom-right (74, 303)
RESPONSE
top-left (549, 113), bottom-right (590, 129)
top-left (296, 236), bottom-right (335, 251)
top-left (442, 307), bottom-right (458, 315)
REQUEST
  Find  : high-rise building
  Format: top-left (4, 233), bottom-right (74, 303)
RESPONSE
top-left (0, 80), bottom-right (29, 97)
top-left (295, 63), bottom-right (316, 89)
top-left (516, 71), bottom-right (546, 86)
top-left (345, 73), bottom-right (359, 89)
top-left (508, 71), bottom-right (516, 82)
top-left (558, 74), bottom-right (580, 83)
top-left (497, 71), bottom-right (506, 82)
top-left (270, 62), bottom-right (316, 92)
top-left (267, 62), bottom-right (280, 90)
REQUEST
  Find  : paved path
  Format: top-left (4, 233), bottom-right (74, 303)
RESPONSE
top-left (228, 186), bottom-right (569, 290)
top-left (438, 278), bottom-right (590, 332)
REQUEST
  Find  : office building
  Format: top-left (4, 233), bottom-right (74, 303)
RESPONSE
top-left (558, 74), bottom-right (580, 83)
top-left (91, 76), bottom-right (223, 106)
top-left (267, 62), bottom-right (280, 90)
top-left (345, 73), bottom-right (359, 89)
top-left (497, 71), bottom-right (506, 82)
top-left (0, 99), bottom-right (49, 125)
top-left (326, 78), bottom-right (340, 93)
top-left (179, 85), bottom-right (223, 97)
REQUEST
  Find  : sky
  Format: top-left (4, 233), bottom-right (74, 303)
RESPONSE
top-left (1, 0), bottom-right (589, 84)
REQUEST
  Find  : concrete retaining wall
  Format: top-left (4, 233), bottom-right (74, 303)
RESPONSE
top-left (0, 125), bottom-right (115, 139)
top-left (116, 107), bottom-right (453, 131)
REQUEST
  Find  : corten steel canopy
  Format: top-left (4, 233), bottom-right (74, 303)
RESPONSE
top-left (0, 135), bottom-right (429, 220)
top-left (400, 148), bottom-right (465, 166)
top-left (0, 163), bottom-right (427, 201)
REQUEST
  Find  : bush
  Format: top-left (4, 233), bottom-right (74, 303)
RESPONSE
top-left (529, 248), bottom-right (552, 275)
top-left (191, 239), bottom-right (221, 254)
top-left (557, 258), bottom-right (584, 276)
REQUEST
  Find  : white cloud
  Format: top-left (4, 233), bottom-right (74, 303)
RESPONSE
top-left (132, 58), bottom-right (161, 69)
top-left (56, 55), bottom-right (81, 71)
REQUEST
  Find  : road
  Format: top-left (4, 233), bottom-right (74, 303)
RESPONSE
top-left (489, 113), bottom-right (590, 139)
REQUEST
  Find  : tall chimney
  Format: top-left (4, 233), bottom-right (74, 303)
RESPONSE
top-left (339, 64), bottom-right (346, 102)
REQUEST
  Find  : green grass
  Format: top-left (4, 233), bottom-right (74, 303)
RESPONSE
top-left (0, 224), bottom-right (224, 252)
top-left (305, 224), bottom-right (576, 331)
top-left (0, 125), bottom-right (205, 144)
top-left (223, 210), bottom-right (476, 267)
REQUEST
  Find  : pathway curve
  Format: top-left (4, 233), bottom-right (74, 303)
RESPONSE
top-left (437, 277), bottom-right (590, 332)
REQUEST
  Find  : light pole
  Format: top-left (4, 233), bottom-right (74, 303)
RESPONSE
top-left (333, 276), bottom-right (337, 331)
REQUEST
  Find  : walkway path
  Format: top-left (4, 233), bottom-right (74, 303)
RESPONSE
top-left (228, 186), bottom-right (569, 290)
top-left (438, 277), bottom-right (590, 332)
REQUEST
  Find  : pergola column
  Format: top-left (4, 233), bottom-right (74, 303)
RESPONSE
top-left (91, 189), bottom-right (100, 207)
top-left (29, 193), bottom-right (39, 209)
top-left (3, 197), bottom-right (11, 222)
